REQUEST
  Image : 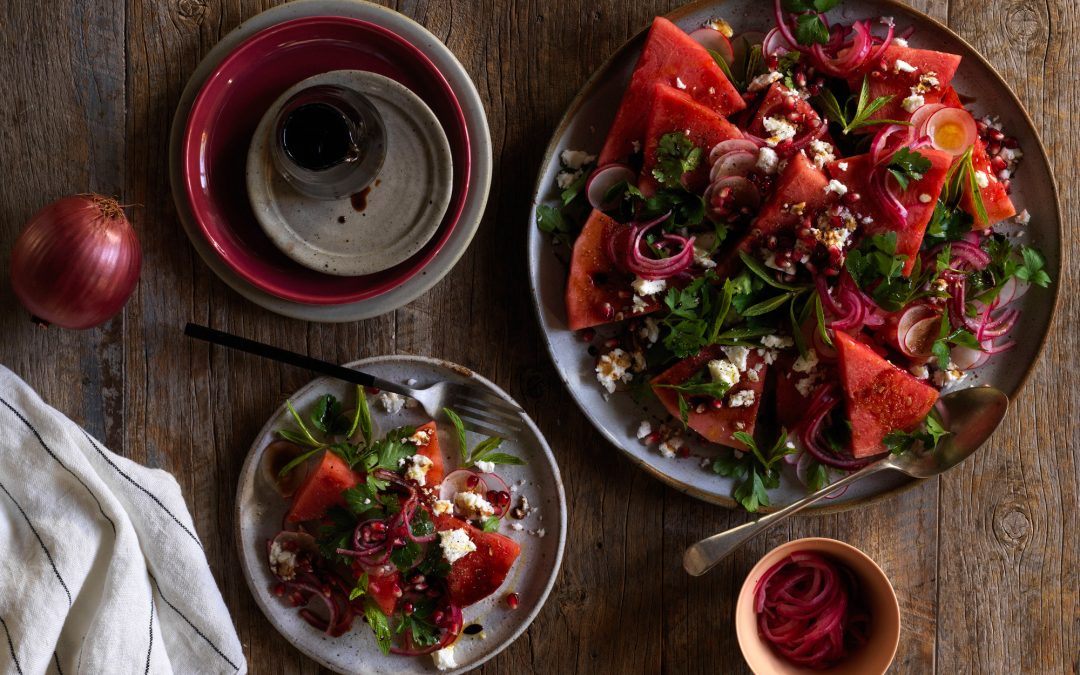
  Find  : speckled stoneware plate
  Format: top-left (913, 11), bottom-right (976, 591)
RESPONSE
top-left (527, 0), bottom-right (1060, 511)
top-left (168, 0), bottom-right (492, 321)
top-left (247, 70), bottom-right (453, 277)
top-left (236, 356), bottom-right (566, 674)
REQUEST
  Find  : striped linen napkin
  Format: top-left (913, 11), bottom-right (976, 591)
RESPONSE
top-left (0, 365), bottom-right (246, 674)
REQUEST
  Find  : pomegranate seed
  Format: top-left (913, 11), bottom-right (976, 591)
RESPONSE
top-left (786, 111), bottom-right (801, 123)
top-left (433, 610), bottom-right (445, 624)
top-left (975, 120), bottom-right (987, 133)
top-left (496, 491), bottom-right (512, 508)
top-left (645, 431), bottom-right (660, 444)
top-left (290, 593), bottom-right (305, 607)
top-left (694, 403), bottom-right (706, 414)
top-left (603, 338), bottom-right (620, 349)
top-left (272, 583), bottom-right (285, 597)
top-left (1003, 136), bottom-right (1019, 149)
top-left (506, 593), bottom-right (520, 610)
top-left (842, 191), bottom-right (861, 206)
top-left (987, 142), bottom-right (1002, 156)
top-left (409, 573), bottom-right (425, 585)
top-left (616, 288), bottom-right (632, 299)
top-left (392, 583), bottom-right (403, 597)
top-left (403, 602), bottom-right (415, 616)
top-left (795, 72), bottom-right (807, 88)
top-left (466, 475), bottom-right (480, 488)
top-left (366, 387), bottom-right (381, 395)
top-left (989, 128), bottom-right (1005, 142)
top-left (600, 303), bottom-right (614, 320)
top-left (371, 522), bottom-right (387, 533)
top-left (485, 489), bottom-right (499, 504)
top-left (766, 55), bottom-right (779, 70)
top-left (766, 235), bottom-right (778, 250)
top-left (990, 156), bottom-right (1007, 173)
top-left (579, 328), bottom-right (596, 342)
top-left (783, 96), bottom-right (799, 112)
top-left (678, 446), bottom-right (691, 458)
top-left (711, 399), bottom-right (724, 410)
top-left (413, 582), bottom-right (428, 592)
top-left (1002, 179), bottom-right (1012, 194)
top-left (776, 139), bottom-right (793, 154)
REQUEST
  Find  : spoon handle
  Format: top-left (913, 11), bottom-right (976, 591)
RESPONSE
top-left (682, 460), bottom-right (890, 576)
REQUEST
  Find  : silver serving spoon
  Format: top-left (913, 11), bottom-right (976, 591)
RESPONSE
top-left (683, 386), bottom-right (1009, 576)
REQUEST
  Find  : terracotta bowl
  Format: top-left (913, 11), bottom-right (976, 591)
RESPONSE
top-left (735, 538), bottom-right (901, 675)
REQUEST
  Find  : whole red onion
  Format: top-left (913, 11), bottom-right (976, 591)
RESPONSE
top-left (10, 194), bottom-right (141, 329)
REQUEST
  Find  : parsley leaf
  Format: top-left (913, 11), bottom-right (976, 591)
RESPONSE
top-left (888, 147), bottom-right (932, 191)
top-left (795, 12), bottom-right (830, 45)
top-left (924, 201), bottom-right (973, 245)
top-left (883, 411), bottom-right (950, 454)
top-left (536, 204), bottom-right (570, 236)
top-left (1017, 246), bottom-right (1052, 288)
top-left (713, 431), bottom-right (795, 512)
top-left (348, 572), bottom-right (369, 601)
top-left (846, 232), bottom-right (907, 285)
top-left (560, 170), bottom-right (589, 206)
top-left (480, 516), bottom-right (501, 533)
top-left (652, 133), bottom-right (703, 189)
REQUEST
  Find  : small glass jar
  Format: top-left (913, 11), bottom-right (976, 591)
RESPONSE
top-left (270, 84), bottom-right (386, 201)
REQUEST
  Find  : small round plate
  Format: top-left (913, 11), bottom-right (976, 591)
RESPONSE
top-left (526, 0), bottom-right (1060, 511)
top-left (247, 70), bottom-right (453, 277)
top-left (182, 15), bottom-right (470, 305)
top-left (236, 356), bottom-right (566, 674)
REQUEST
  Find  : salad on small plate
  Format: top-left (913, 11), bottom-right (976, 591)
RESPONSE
top-left (530, 0), bottom-right (1058, 512)
top-left (236, 356), bottom-right (565, 674)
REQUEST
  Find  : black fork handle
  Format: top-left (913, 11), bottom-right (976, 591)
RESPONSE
top-left (184, 323), bottom-right (377, 388)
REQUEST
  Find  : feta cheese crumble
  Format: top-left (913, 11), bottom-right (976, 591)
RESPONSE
top-left (408, 428), bottom-right (432, 446)
top-left (748, 71), bottom-right (783, 92)
top-left (636, 420), bottom-right (653, 440)
top-left (1015, 209), bottom-right (1031, 225)
top-left (404, 454), bottom-right (433, 486)
top-left (659, 436), bottom-right (684, 459)
top-left (837, 161), bottom-right (849, 171)
top-left (824, 179), bottom-right (848, 197)
top-left (632, 276), bottom-right (667, 296)
top-left (729, 389), bottom-right (756, 408)
top-left (792, 349), bottom-right (819, 373)
top-left (693, 245), bottom-right (718, 269)
top-left (455, 491), bottom-right (496, 520)
top-left (433, 499), bottom-right (453, 516)
top-left (596, 348), bottom-right (633, 394)
top-left (974, 170), bottom-right (990, 189)
top-left (433, 645), bottom-right (458, 671)
top-left (808, 139), bottom-right (836, 169)
top-left (560, 149), bottom-right (595, 170)
top-left (708, 359), bottom-right (741, 388)
top-left (910, 364), bottom-right (929, 379)
top-left (268, 540), bottom-right (299, 581)
top-left (893, 59), bottom-right (918, 74)
top-left (893, 37), bottom-right (909, 47)
top-left (676, 77), bottom-right (687, 90)
top-left (439, 529), bottom-right (477, 564)
top-left (902, 93), bottom-right (925, 113)
top-left (763, 116), bottom-right (797, 146)
top-left (756, 146), bottom-right (779, 174)
top-left (721, 345), bottom-right (750, 372)
top-left (761, 335), bottom-right (794, 349)
top-left (378, 392), bottom-right (405, 414)
top-left (475, 459), bottom-right (495, 474)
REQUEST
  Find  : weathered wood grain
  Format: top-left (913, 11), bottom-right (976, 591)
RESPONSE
top-left (0, 0), bottom-right (1075, 673)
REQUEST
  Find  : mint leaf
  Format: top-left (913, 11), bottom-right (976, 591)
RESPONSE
top-left (364, 599), bottom-right (393, 654)
top-left (536, 204), bottom-right (570, 235)
top-left (443, 407), bottom-right (469, 462)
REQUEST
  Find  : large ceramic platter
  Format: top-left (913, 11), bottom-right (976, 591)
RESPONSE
top-left (527, 0), bottom-right (1060, 511)
top-left (236, 356), bottom-right (566, 673)
top-left (169, 0), bottom-right (492, 321)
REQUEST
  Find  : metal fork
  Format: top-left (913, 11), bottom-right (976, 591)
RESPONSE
top-left (184, 323), bottom-right (525, 439)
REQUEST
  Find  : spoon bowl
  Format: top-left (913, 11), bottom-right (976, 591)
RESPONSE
top-left (683, 386), bottom-right (1009, 577)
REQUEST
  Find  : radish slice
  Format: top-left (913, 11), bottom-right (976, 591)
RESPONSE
top-left (890, 304), bottom-right (936, 354)
top-left (690, 27), bottom-right (734, 64)
top-left (439, 468), bottom-right (487, 502)
top-left (902, 316), bottom-right (942, 358)
top-left (950, 344), bottom-right (988, 370)
top-left (762, 27), bottom-right (788, 56)
top-left (910, 103), bottom-right (947, 136)
top-left (586, 164), bottom-right (636, 210)
top-left (731, 31), bottom-right (766, 65)
top-left (995, 276), bottom-right (1030, 306)
top-left (709, 139), bottom-right (760, 163)
top-left (706, 176), bottom-right (761, 217)
top-left (925, 107), bottom-right (977, 156)
top-left (709, 150), bottom-right (758, 181)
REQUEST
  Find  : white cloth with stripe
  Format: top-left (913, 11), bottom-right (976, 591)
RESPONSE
top-left (0, 365), bottom-right (247, 674)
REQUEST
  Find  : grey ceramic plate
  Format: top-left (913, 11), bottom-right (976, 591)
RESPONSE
top-left (236, 356), bottom-right (566, 674)
top-left (169, 0), bottom-right (492, 322)
top-left (527, 0), bottom-right (1061, 511)
top-left (247, 70), bottom-right (453, 277)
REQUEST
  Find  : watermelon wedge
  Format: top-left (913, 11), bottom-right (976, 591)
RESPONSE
top-left (651, 345), bottom-right (767, 450)
top-left (772, 353), bottom-right (823, 431)
top-left (847, 45), bottom-right (961, 124)
top-left (435, 515), bottom-right (521, 607)
top-left (960, 137), bottom-right (1016, 227)
top-left (286, 451), bottom-right (361, 523)
top-left (638, 84), bottom-right (742, 196)
top-left (826, 148), bottom-right (952, 275)
top-left (834, 332), bottom-right (939, 458)
top-left (565, 210), bottom-right (658, 330)
top-left (412, 421), bottom-right (445, 485)
top-left (598, 17), bottom-right (744, 166)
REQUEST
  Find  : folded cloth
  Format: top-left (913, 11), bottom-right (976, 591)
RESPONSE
top-left (0, 365), bottom-right (247, 674)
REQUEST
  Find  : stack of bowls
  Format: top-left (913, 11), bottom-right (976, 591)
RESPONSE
top-left (169, 0), bottom-right (492, 321)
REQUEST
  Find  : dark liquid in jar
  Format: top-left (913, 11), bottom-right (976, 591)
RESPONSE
top-left (282, 103), bottom-right (353, 171)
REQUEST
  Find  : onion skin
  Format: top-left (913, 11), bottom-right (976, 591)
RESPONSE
top-left (10, 194), bottom-right (141, 329)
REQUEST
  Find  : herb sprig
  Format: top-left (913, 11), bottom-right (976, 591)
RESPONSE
top-left (883, 412), bottom-right (949, 454)
top-left (712, 431), bottom-right (797, 512)
top-left (442, 408), bottom-right (524, 467)
top-left (816, 76), bottom-right (907, 134)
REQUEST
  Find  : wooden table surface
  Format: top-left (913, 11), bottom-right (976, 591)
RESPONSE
top-left (1, 0), bottom-right (1075, 673)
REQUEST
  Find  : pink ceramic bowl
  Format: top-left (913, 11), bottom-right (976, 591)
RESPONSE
top-left (183, 16), bottom-right (470, 305)
top-left (736, 538), bottom-right (901, 675)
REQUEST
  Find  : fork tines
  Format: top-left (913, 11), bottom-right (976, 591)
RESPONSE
top-left (447, 384), bottom-right (525, 439)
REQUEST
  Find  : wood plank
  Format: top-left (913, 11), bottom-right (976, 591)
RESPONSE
top-left (935, 1), bottom-right (1078, 673)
